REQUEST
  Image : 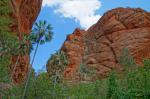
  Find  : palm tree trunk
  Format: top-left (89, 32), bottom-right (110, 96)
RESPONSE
top-left (21, 42), bottom-right (39, 99)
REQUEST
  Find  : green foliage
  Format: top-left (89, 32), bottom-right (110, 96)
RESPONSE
top-left (118, 48), bottom-right (136, 68)
top-left (0, 0), bottom-right (18, 57)
top-left (78, 63), bottom-right (97, 81)
top-left (46, 51), bottom-right (69, 84)
top-left (143, 59), bottom-right (150, 69)
top-left (21, 20), bottom-right (53, 99)
top-left (30, 20), bottom-right (53, 45)
top-left (0, 34), bottom-right (20, 57)
top-left (106, 71), bottom-right (119, 99)
top-left (19, 35), bottom-right (31, 55)
top-left (0, 57), bottom-right (11, 83)
top-left (30, 73), bottom-right (51, 98)
top-left (8, 85), bottom-right (24, 99)
top-left (28, 20), bottom-right (53, 54)
top-left (0, 2), bottom-right (150, 98)
top-left (0, 0), bottom-right (16, 82)
top-left (0, 0), bottom-right (12, 19)
top-left (1, 59), bottom-right (150, 99)
top-left (0, 1), bottom-right (19, 98)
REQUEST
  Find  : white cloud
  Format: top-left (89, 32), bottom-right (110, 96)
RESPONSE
top-left (42, 0), bottom-right (101, 30)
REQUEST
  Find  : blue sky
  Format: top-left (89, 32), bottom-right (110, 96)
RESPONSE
top-left (31, 0), bottom-right (150, 72)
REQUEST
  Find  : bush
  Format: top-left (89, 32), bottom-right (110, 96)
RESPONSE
top-left (78, 63), bottom-right (97, 81)
top-left (118, 48), bottom-right (136, 69)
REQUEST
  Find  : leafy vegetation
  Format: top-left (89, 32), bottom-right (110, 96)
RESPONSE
top-left (78, 63), bottom-right (97, 81)
top-left (1, 45), bottom-right (150, 99)
top-left (0, 0), bottom-right (21, 84)
top-left (22, 20), bottom-right (53, 99)
top-left (0, 1), bottom-right (150, 98)
top-left (46, 51), bottom-right (69, 84)
top-left (0, 0), bottom-right (19, 97)
top-left (118, 48), bottom-right (136, 68)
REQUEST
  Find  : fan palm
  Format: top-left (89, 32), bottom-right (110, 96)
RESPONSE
top-left (46, 51), bottom-right (68, 85)
top-left (11, 34), bottom-right (31, 82)
top-left (22, 20), bottom-right (53, 99)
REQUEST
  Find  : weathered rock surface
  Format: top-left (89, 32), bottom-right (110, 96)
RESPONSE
top-left (10, 0), bottom-right (42, 83)
top-left (61, 8), bottom-right (150, 79)
top-left (62, 28), bottom-right (86, 79)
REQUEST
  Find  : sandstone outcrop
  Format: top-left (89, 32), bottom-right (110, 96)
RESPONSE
top-left (62, 28), bottom-right (86, 79)
top-left (10, 0), bottom-right (42, 83)
top-left (61, 8), bottom-right (150, 79)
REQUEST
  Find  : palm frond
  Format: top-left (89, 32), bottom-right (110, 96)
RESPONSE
top-left (31, 20), bottom-right (53, 45)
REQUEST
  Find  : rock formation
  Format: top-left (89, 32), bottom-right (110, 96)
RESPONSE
top-left (62, 29), bottom-right (86, 79)
top-left (10, 0), bottom-right (42, 83)
top-left (61, 8), bottom-right (150, 79)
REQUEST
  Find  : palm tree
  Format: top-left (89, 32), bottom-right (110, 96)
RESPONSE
top-left (21, 20), bottom-right (53, 99)
top-left (46, 51), bottom-right (69, 84)
top-left (11, 35), bottom-right (30, 83)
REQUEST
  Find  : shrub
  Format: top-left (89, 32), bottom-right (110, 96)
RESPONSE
top-left (118, 48), bottom-right (136, 69)
top-left (78, 63), bottom-right (97, 81)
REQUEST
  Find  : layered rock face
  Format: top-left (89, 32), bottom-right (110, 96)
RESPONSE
top-left (61, 8), bottom-right (150, 79)
top-left (10, 0), bottom-right (42, 83)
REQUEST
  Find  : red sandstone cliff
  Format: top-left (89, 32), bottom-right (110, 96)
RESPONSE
top-left (10, 0), bottom-right (42, 83)
top-left (61, 8), bottom-right (150, 79)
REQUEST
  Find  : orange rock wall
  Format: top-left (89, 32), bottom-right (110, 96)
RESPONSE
top-left (10, 0), bottom-right (42, 83)
top-left (61, 29), bottom-right (86, 79)
top-left (61, 8), bottom-right (150, 79)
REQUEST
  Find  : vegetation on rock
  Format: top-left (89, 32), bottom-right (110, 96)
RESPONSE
top-left (46, 51), bottom-right (69, 84)
top-left (0, 1), bottom-right (150, 98)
